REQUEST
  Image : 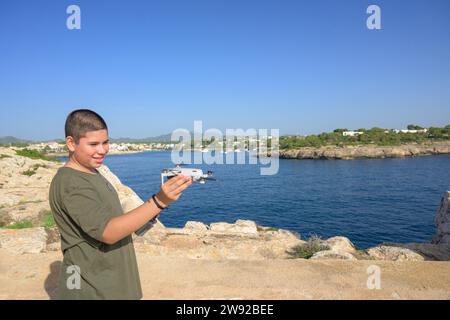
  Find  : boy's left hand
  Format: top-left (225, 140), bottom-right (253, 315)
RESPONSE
top-left (155, 175), bottom-right (192, 207)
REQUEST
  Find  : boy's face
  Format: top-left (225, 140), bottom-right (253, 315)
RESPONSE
top-left (67, 129), bottom-right (109, 170)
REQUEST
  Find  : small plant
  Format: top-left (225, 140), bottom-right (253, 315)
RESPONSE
top-left (21, 164), bottom-right (49, 176)
top-left (4, 220), bottom-right (33, 229)
top-left (288, 235), bottom-right (330, 259)
top-left (257, 225), bottom-right (280, 232)
top-left (0, 154), bottom-right (11, 159)
top-left (22, 169), bottom-right (36, 176)
top-left (40, 210), bottom-right (56, 229)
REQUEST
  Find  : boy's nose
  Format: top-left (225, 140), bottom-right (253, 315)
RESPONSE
top-left (97, 145), bottom-right (107, 154)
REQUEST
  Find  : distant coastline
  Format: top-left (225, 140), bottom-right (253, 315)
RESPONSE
top-left (277, 141), bottom-right (450, 160)
top-left (45, 141), bottom-right (450, 160)
top-left (45, 149), bottom-right (156, 157)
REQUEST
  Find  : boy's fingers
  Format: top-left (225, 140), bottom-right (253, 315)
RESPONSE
top-left (167, 178), bottom-right (190, 195)
top-left (167, 175), bottom-right (191, 191)
top-left (172, 179), bottom-right (192, 195)
top-left (165, 175), bottom-right (185, 187)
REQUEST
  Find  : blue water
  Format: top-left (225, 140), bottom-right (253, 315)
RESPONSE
top-left (61, 152), bottom-right (450, 249)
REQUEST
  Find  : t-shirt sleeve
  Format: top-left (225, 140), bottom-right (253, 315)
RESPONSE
top-left (62, 176), bottom-right (112, 242)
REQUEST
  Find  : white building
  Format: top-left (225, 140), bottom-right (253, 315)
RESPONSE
top-left (393, 129), bottom-right (428, 134)
top-left (343, 131), bottom-right (364, 137)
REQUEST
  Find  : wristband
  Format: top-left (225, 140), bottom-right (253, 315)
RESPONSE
top-left (151, 194), bottom-right (167, 210)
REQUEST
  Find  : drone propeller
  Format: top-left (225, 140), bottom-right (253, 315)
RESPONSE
top-left (198, 177), bottom-right (216, 184)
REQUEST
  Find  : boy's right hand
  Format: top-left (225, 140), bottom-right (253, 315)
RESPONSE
top-left (155, 175), bottom-right (192, 207)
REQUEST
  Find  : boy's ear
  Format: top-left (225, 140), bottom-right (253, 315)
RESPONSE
top-left (66, 136), bottom-right (76, 152)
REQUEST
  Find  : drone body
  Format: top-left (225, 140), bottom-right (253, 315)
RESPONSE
top-left (161, 165), bottom-right (214, 185)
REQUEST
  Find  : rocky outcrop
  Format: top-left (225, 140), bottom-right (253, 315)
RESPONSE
top-left (367, 245), bottom-right (425, 261)
top-left (0, 147), bottom-right (61, 226)
top-left (303, 236), bottom-right (447, 262)
top-left (391, 243), bottom-right (450, 261)
top-left (310, 250), bottom-right (357, 260)
top-left (306, 236), bottom-right (359, 260)
top-left (432, 191), bottom-right (450, 244)
top-left (325, 236), bottom-right (357, 253)
top-left (0, 227), bottom-right (47, 254)
top-left (210, 220), bottom-right (258, 235)
top-left (134, 220), bottom-right (305, 260)
top-left (278, 142), bottom-right (450, 160)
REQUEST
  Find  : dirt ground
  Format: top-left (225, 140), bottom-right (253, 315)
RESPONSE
top-left (1, 248), bottom-right (450, 300)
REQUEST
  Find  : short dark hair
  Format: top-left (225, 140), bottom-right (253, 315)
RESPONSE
top-left (65, 109), bottom-right (108, 143)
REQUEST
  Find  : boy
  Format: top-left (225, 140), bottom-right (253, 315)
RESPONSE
top-left (49, 109), bottom-right (192, 299)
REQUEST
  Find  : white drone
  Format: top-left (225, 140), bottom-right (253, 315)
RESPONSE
top-left (161, 164), bottom-right (215, 185)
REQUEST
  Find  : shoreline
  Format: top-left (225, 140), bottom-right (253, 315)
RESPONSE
top-left (45, 149), bottom-right (164, 158)
top-left (277, 141), bottom-right (450, 160)
top-left (32, 141), bottom-right (450, 161)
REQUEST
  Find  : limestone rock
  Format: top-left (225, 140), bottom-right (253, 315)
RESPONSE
top-left (367, 245), bottom-right (425, 261)
top-left (432, 191), bottom-right (450, 244)
top-left (439, 234), bottom-right (450, 244)
top-left (45, 227), bottom-right (61, 244)
top-left (45, 242), bottom-right (61, 252)
top-left (0, 227), bottom-right (47, 254)
top-left (0, 148), bottom-right (62, 224)
top-left (325, 236), bottom-right (357, 253)
top-left (184, 221), bottom-right (209, 233)
top-left (310, 250), bottom-right (357, 260)
top-left (398, 243), bottom-right (450, 261)
top-left (279, 142), bottom-right (450, 160)
top-left (210, 220), bottom-right (258, 235)
top-left (136, 221), bottom-right (304, 260)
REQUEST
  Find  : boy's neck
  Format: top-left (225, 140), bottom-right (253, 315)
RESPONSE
top-left (65, 157), bottom-right (98, 174)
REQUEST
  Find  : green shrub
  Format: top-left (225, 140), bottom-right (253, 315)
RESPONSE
top-left (21, 164), bottom-right (49, 176)
top-left (288, 235), bottom-right (329, 259)
top-left (22, 169), bottom-right (36, 176)
top-left (279, 125), bottom-right (450, 150)
top-left (40, 210), bottom-right (56, 229)
top-left (0, 154), bottom-right (12, 159)
top-left (4, 220), bottom-right (33, 229)
top-left (15, 149), bottom-right (59, 162)
top-left (257, 225), bottom-right (280, 232)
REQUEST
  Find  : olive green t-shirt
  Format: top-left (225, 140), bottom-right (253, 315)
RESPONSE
top-left (49, 166), bottom-right (142, 300)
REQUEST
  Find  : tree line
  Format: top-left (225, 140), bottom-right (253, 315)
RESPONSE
top-left (280, 125), bottom-right (450, 149)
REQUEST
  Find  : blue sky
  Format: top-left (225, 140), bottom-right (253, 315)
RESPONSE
top-left (1, 0), bottom-right (449, 140)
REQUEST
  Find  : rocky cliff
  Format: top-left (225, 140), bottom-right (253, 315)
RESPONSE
top-left (278, 142), bottom-right (450, 160)
top-left (433, 191), bottom-right (450, 245)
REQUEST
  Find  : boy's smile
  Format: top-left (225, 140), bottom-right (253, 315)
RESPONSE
top-left (66, 129), bottom-right (109, 173)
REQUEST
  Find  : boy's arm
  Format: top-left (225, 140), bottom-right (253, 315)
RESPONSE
top-left (101, 175), bottom-right (192, 245)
